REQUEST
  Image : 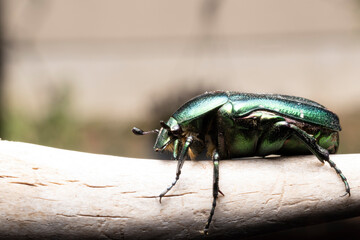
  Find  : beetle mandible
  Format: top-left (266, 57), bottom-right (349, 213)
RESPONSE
top-left (132, 91), bottom-right (350, 234)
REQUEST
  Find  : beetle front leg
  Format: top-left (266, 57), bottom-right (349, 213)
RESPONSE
top-left (159, 136), bottom-right (193, 203)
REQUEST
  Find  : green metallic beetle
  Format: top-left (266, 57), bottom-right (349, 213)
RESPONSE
top-left (132, 91), bottom-right (349, 234)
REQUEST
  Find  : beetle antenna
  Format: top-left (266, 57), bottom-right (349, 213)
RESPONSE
top-left (132, 127), bottom-right (159, 135)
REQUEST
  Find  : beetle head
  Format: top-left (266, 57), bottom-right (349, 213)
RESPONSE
top-left (132, 117), bottom-right (182, 152)
top-left (154, 117), bottom-right (182, 152)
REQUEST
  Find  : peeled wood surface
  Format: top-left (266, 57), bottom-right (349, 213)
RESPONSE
top-left (0, 140), bottom-right (359, 239)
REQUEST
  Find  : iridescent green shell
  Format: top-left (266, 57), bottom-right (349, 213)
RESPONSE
top-left (172, 91), bottom-right (341, 131)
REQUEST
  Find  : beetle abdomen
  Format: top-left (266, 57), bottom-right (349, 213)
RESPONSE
top-left (218, 109), bottom-right (339, 158)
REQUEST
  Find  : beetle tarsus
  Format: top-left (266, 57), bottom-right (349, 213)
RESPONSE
top-left (326, 159), bottom-right (351, 197)
top-left (159, 178), bottom-right (179, 203)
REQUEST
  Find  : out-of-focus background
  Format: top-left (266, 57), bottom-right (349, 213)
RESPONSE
top-left (1, 0), bottom-right (360, 159)
top-left (1, 0), bottom-right (360, 239)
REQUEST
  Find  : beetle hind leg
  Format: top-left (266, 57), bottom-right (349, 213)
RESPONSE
top-left (258, 121), bottom-right (350, 197)
top-left (287, 123), bottom-right (350, 197)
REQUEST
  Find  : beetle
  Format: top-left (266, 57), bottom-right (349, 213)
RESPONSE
top-left (132, 91), bottom-right (349, 234)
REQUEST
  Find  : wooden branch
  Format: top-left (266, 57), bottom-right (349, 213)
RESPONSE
top-left (0, 140), bottom-right (359, 239)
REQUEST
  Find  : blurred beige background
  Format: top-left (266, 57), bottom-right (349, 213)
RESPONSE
top-left (1, 0), bottom-right (360, 156)
top-left (3, 0), bottom-right (360, 118)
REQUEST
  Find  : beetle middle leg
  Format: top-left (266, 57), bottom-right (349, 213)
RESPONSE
top-left (258, 121), bottom-right (350, 196)
top-left (204, 150), bottom-right (220, 235)
top-left (159, 136), bottom-right (193, 203)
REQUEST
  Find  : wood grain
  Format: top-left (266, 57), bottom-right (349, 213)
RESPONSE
top-left (0, 140), bottom-right (358, 239)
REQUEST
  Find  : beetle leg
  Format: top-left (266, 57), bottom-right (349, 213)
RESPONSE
top-left (172, 139), bottom-right (180, 160)
top-left (159, 136), bottom-right (193, 203)
top-left (287, 123), bottom-right (350, 196)
top-left (327, 158), bottom-right (350, 197)
top-left (287, 124), bottom-right (328, 163)
top-left (260, 121), bottom-right (350, 197)
top-left (204, 150), bottom-right (220, 235)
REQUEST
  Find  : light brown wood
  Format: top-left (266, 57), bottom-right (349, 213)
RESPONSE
top-left (0, 140), bottom-right (358, 239)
